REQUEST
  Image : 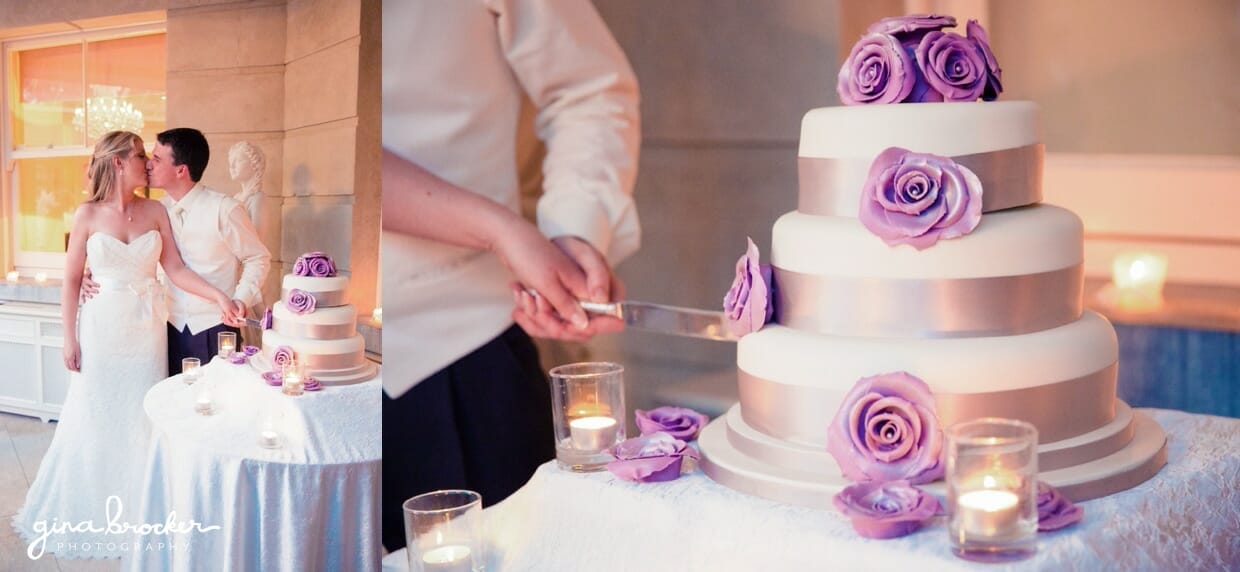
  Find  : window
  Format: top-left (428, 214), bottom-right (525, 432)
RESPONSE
top-left (3, 25), bottom-right (166, 276)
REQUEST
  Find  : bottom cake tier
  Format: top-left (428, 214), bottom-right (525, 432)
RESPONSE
top-left (699, 400), bottom-right (1166, 505)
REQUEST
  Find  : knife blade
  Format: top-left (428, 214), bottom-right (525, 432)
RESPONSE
top-left (580, 300), bottom-right (737, 341)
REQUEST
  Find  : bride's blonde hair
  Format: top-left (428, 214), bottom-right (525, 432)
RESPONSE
top-left (86, 131), bottom-right (142, 203)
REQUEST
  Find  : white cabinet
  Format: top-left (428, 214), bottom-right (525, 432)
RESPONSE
top-left (0, 303), bottom-right (66, 422)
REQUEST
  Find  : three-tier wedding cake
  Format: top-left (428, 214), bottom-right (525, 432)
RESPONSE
top-left (258, 252), bottom-right (377, 385)
top-left (698, 14), bottom-right (1166, 506)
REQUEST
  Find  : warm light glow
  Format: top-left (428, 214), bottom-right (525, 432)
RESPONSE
top-left (982, 475), bottom-right (998, 489)
top-left (372, 307), bottom-right (382, 324)
top-left (1113, 252), bottom-right (1167, 290)
top-left (5, 271), bottom-right (18, 283)
top-left (1111, 251), bottom-right (1168, 311)
top-left (34, 272), bottom-right (48, 283)
top-left (570, 416), bottom-right (617, 430)
top-left (958, 489), bottom-right (1019, 512)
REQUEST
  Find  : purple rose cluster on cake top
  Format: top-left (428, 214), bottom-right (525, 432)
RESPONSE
top-left (838, 14), bottom-right (1002, 105)
top-left (292, 251), bottom-right (337, 278)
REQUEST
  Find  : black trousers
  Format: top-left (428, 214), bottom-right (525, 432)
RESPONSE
top-left (381, 325), bottom-right (554, 551)
top-left (166, 322), bottom-right (242, 375)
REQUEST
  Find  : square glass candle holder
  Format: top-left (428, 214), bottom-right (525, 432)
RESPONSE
top-left (217, 331), bottom-right (237, 359)
top-left (946, 418), bottom-right (1039, 562)
top-left (549, 362), bottom-right (626, 472)
top-left (404, 490), bottom-right (484, 572)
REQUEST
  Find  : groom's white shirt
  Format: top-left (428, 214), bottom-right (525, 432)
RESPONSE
top-left (159, 182), bottom-right (271, 335)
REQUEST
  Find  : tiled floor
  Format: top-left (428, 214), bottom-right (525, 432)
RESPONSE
top-left (0, 412), bottom-right (119, 572)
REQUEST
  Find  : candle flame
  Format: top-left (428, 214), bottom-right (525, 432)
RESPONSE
top-left (983, 475), bottom-right (998, 488)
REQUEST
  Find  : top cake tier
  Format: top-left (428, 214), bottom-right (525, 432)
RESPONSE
top-left (801, 101), bottom-right (1039, 158)
top-left (797, 101), bottom-right (1042, 218)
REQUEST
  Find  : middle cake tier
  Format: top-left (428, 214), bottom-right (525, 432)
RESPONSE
top-left (771, 203), bottom-right (1083, 337)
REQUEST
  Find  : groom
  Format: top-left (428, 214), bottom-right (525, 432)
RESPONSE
top-left (84, 128), bottom-right (271, 375)
top-left (149, 128), bottom-right (271, 374)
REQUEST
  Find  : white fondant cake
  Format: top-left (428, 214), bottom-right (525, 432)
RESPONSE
top-left (700, 95), bottom-right (1167, 504)
top-left (261, 265), bottom-right (377, 385)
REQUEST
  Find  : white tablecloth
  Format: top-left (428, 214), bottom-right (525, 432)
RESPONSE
top-left (124, 357), bottom-right (381, 571)
top-left (383, 408), bottom-right (1238, 571)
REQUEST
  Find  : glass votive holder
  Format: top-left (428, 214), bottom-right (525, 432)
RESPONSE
top-left (217, 331), bottom-right (237, 359)
top-left (258, 409), bottom-right (283, 449)
top-left (404, 490), bottom-right (484, 572)
top-left (181, 357), bottom-right (201, 385)
top-left (193, 377), bottom-right (214, 415)
top-left (549, 362), bottom-right (626, 472)
top-left (281, 359), bottom-right (305, 397)
top-left (946, 418), bottom-right (1039, 562)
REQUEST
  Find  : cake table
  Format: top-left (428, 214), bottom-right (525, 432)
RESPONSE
top-left (382, 408), bottom-right (1236, 571)
top-left (123, 357), bottom-right (381, 571)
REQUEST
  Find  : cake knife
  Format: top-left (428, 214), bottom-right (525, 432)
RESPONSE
top-left (578, 299), bottom-right (738, 342)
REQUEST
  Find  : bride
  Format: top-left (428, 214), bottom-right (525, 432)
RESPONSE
top-left (11, 131), bottom-right (239, 560)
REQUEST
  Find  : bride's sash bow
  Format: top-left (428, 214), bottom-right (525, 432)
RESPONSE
top-left (94, 277), bottom-right (167, 323)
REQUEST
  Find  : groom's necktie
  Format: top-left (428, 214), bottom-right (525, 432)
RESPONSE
top-left (172, 205), bottom-right (186, 227)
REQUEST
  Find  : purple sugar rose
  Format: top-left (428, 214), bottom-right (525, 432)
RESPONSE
top-left (303, 377), bottom-right (323, 392)
top-left (834, 480), bottom-right (941, 539)
top-left (966, 20), bottom-right (1002, 101)
top-left (827, 371), bottom-right (944, 485)
top-left (635, 406), bottom-right (710, 441)
top-left (858, 147), bottom-right (983, 250)
top-left (606, 432), bottom-right (700, 483)
top-left (260, 307), bottom-right (273, 330)
top-left (272, 346), bottom-right (295, 368)
top-left (286, 288), bottom-right (317, 315)
top-left (723, 238), bottom-right (774, 337)
top-left (262, 370), bottom-right (283, 386)
top-left (915, 30), bottom-right (987, 102)
top-left (1036, 481), bottom-right (1084, 531)
top-left (837, 33), bottom-right (916, 105)
top-left (227, 353), bottom-right (247, 365)
top-left (242, 345), bottom-right (261, 357)
top-left (293, 252), bottom-right (337, 278)
top-left (866, 14), bottom-right (957, 46)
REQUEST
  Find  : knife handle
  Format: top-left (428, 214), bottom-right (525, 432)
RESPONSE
top-left (523, 288), bottom-right (621, 318)
top-left (579, 300), bottom-right (620, 317)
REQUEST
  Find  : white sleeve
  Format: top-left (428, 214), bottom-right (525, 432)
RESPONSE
top-left (491, 0), bottom-right (642, 264)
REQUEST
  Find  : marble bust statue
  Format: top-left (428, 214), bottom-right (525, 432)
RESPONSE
top-left (229, 141), bottom-right (265, 227)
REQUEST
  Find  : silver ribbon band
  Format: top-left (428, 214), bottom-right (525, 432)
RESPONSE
top-left (283, 288), bottom-right (346, 308)
top-left (773, 264), bottom-right (1083, 338)
top-left (271, 320), bottom-right (356, 340)
top-left (738, 362), bottom-right (1117, 447)
top-left (299, 351), bottom-right (365, 371)
top-left (798, 143), bottom-right (1044, 217)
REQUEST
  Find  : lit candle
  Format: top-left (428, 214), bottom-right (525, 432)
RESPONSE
top-left (5, 271), bottom-right (17, 283)
top-left (182, 358), bottom-right (202, 385)
top-left (1111, 251), bottom-right (1168, 311)
top-left (569, 416), bottom-right (618, 451)
top-left (282, 369), bottom-right (304, 397)
top-left (956, 488), bottom-right (1021, 538)
top-left (34, 272), bottom-right (48, 284)
top-left (421, 545), bottom-right (472, 572)
top-left (194, 395), bottom-right (213, 415)
top-left (218, 330), bottom-right (236, 357)
top-left (372, 307), bottom-right (383, 324)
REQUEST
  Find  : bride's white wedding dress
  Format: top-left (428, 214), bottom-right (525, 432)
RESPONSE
top-left (12, 230), bottom-right (168, 560)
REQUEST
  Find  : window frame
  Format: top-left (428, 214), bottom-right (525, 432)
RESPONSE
top-left (2, 22), bottom-right (166, 277)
